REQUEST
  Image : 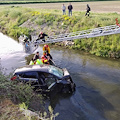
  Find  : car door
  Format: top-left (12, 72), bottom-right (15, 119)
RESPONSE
top-left (17, 71), bottom-right (39, 87)
top-left (37, 72), bottom-right (48, 92)
top-left (43, 73), bottom-right (63, 97)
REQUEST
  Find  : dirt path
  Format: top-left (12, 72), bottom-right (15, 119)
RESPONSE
top-left (10, 1), bottom-right (120, 14)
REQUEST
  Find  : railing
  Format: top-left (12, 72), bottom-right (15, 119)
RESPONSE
top-left (19, 24), bottom-right (120, 53)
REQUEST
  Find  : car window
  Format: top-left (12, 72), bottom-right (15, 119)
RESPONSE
top-left (43, 72), bottom-right (55, 78)
top-left (38, 72), bottom-right (46, 84)
top-left (48, 66), bottom-right (63, 78)
top-left (45, 77), bottom-right (56, 87)
top-left (20, 71), bottom-right (38, 79)
top-left (40, 72), bottom-right (57, 87)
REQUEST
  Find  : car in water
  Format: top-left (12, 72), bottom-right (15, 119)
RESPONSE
top-left (11, 64), bottom-right (75, 97)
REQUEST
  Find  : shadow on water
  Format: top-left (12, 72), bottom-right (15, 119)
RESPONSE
top-left (48, 92), bottom-right (87, 120)
top-left (70, 71), bottom-right (120, 120)
top-left (48, 75), bottom-right (115, 120)
top-left (49, 92), bottom-right (74, 110)
top-left (72, 85), bottom-right (114, 120)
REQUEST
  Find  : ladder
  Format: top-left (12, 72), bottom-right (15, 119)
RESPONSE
top-left (19, 24), bottom-right (120, 53)
top-left (31, 24), bottom-right (120, 45)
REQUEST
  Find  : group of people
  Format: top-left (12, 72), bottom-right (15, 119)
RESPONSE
top-left (62, 3), bottom-right (73, 16)
top-left (29, 44), bottom-right (52, 65)
top-left (62, 3), bottom-right (91, 17)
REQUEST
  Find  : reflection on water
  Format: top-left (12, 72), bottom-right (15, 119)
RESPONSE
top-left (0, 33), bottom-right (27, 74)
top-left (1, 33), bottom-right (120, 120)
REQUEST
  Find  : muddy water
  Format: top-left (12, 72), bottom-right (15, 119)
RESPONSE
top-left (0, 32), bottom-right (120, 120)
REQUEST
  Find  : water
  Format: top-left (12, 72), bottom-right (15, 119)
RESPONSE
top-left (0, 32), bottom-right (120, 120)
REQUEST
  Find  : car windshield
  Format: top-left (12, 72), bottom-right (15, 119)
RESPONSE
top-left (48, 66), bottom-right (63, 78)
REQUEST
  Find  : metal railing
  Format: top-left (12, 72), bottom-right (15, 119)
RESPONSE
top-left (19, 24), bottom-right (120, 53)
top-left (31, 25), bottom-right (120, 45)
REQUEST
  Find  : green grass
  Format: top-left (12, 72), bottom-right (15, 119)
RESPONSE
top-left (0, 60), bottom-right (45, 105)
top-left (0, 71), bottom-right (58, 120)
top-left (0, 71), bottom-right (36, 105)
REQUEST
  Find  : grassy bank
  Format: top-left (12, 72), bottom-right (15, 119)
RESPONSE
top-left (0, 69), bottom-right (57, 119)
top-left (0, 72), bottom-right (35, 119)
top-left (0, 62), bottom-right (49, 119)
top-left (0, 6), bottom-right (120, 58)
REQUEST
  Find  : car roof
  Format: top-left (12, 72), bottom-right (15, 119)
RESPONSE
top-left (14, 64), bottom-right (51, 73)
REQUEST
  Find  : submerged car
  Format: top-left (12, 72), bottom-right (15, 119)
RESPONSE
top-left (11, 64), bottom-right (75, 97)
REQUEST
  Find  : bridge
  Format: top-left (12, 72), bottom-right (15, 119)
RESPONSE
top-left (19, 20), bottom-right (120, 53)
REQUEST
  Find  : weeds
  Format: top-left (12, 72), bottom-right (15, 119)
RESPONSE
top-left (0, 71), bottom-right (54, 120)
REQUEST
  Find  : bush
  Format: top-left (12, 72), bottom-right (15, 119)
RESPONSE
top-left (0, 73), bottom-right (32, 104)
top-left (9, 10), bottom-right (22, 19)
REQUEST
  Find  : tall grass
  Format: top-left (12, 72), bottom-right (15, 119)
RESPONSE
top-left (0, 71), bottom-right (34, 105)
top-left (0, 71), bottom-right (58, 119)
top-left (0, 68), bottom-right (53, 119)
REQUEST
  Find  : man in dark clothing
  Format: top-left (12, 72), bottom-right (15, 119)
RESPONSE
top-left (23, 35), bottom-right (29, 44)
top-left (85, 4), bottom-right (91, 16)
top-left (68, 3), bottom-right (73, 16)
top-left (36, 32), bottom-right (49, 42)
top-left (44, 50), bottom-right (52, 60)
top-left (33, 51), bottom-right (40, 61)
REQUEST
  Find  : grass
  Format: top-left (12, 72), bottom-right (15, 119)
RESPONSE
top-left (0, 69), bottom-right (58, 120)
top-left (0, 73), bottom-right (59, 119)
top-left (0, 71), bottom-right (36, 105)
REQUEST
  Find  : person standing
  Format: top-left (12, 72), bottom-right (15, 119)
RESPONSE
top-left (68, 3), bottom-right (73, 16)
top-left (62, 4), bottom-right (66, 15)
top-left (85, 4), bottom-right (91, 16)
top-left (43, 44), bottom-right (50, 54)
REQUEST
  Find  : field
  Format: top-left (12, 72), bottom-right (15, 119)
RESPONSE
top-left (0, 0), bottom-right (118, 4)
top-left (0, 1), bottom-right (120, 14)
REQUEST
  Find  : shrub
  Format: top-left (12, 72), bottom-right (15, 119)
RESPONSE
top-left (9, 10), bottom-right (22, 19)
